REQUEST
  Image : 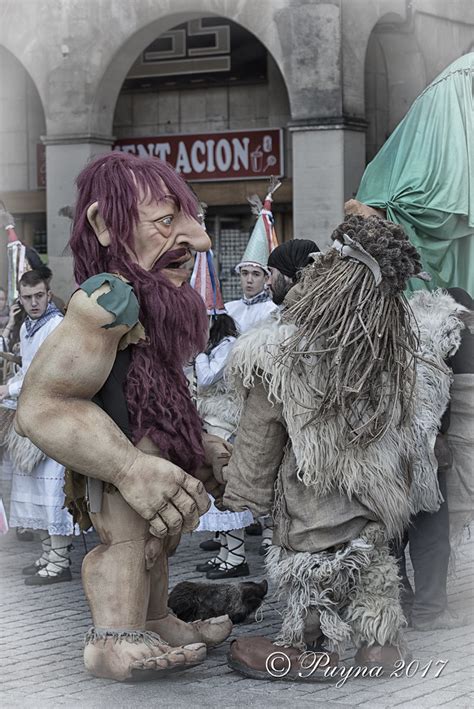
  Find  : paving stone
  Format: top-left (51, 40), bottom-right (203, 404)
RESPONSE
top-left (1, 528), bottom-right (473, 707)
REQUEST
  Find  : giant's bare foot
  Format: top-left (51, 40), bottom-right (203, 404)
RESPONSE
top-left (147, 613), bottom-right (233, 649)
top-left (84, 628), bottom-right (206, 681)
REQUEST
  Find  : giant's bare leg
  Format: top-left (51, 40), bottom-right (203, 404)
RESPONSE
top-left (82, 491), bottom-right (206, 681)
top-left (139, 435), bottom-right (232, 649)
top-left (145, 544), bottom-right (233, 648)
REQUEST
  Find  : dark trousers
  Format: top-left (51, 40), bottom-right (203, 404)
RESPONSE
top-left (392, 469), bottom-right (451, 622)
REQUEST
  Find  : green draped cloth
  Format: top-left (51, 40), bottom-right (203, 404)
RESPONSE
top-left (357, 53), bottom-right (473, 294)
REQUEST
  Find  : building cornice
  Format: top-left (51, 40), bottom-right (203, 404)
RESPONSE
top-left (288, 116), bottom-right (368, 132)
top-left (41, 133), bottom-right (115, 146)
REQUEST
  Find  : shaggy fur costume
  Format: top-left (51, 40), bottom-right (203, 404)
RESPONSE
top-left (227, 315), bottom-right (414, 539)
top-left (225, 289), bottom-right (464, 650)
top-left (408, 289), bottom-right (467, 513)
top-left (197, 378), bottom-right (240, 439)
top-left (266, 523), bottom-right (404, 652)
top-left (227, 290), bottom-right (463, 534)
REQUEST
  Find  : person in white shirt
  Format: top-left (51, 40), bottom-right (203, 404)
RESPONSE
top-left (0, 270), bottom-right (75, 585)
top-left (194, 313), bottom-right (253, 579)
top-left (225, 264), bottom-right (278, 335)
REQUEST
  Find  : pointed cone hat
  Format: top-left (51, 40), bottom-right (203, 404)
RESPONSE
top-left (236, 176), bottom-right (282, 274)
top-left (190, 249), bottom-right (226, 315)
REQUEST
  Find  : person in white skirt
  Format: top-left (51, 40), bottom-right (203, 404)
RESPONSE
top-left (194, 313), bottom-right (253, 578)
top-left (0, 270), bottom-right (76, 585)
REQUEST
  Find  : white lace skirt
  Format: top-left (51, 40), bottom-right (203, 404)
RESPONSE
top-left (196, 495), bottom-right (253, 532)
top-left (9, 456), bottom-right (76, 536)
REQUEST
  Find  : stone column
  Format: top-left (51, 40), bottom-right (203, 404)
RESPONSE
top-left (289, 118), bottom-right (366, 249)
top-left (43, 134), bottom-right (114, 300)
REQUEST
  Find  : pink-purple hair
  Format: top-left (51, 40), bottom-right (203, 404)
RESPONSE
top-left (70, 151), bottom-right (199, 284)
top-left (70, 151), bottom-right (208, 474)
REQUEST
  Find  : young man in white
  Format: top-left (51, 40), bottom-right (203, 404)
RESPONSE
top-left (0, 270), bottom-right (74, 585)
top-left (225, 263), bottom-right (278, 335)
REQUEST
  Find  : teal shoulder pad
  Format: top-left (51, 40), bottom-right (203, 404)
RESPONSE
top-left (79, 273), bottom-right (140, 329)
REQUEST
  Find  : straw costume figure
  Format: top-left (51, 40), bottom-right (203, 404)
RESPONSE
top-left (224, 215), bottom-right (457, 679)
top-left (15, 152), bottom-right (233, 681)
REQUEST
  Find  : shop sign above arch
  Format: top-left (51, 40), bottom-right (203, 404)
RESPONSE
top-left (113, 128), bottom-right (284, 182)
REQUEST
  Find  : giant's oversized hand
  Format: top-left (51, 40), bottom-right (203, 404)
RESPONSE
top-left (117, 451), bottom-right (210, 537)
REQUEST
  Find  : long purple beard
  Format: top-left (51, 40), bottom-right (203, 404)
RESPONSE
top-left (108, 254), bottom-right (208, 475)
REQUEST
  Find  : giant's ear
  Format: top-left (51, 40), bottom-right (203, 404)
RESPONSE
top-left (86, 202), bottom-right (111, 247)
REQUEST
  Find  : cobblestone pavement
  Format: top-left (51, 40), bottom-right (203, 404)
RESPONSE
top-left (1, 529), bottom-right (473, 708)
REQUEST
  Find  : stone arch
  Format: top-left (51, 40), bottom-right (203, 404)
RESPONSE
top-left (90, 7), bottom-right (291, 138)
top-left (0, 45), bottom-right (46, 193)
top-left (0, 45), bottom-right (47, 293)
top-left (341, 0), bottom-right (410, 118)
top-left (364, 12), bottom-right (425, 160)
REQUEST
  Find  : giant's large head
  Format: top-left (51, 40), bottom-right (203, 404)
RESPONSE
top-left (69, 152), bottom-right (214, 473)
top-left (70, 151), bottom-right (211, 285)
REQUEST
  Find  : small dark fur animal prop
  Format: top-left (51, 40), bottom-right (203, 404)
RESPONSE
top-left (169, 579), bottom-right (268, 624)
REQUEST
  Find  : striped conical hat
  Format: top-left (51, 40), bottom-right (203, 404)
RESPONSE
top-left (236, 177), bottom-right (281, 274)
top-left (190, 250), bottom-right (226, 315)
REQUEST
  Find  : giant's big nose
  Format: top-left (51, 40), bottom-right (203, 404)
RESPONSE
top-left (175, 214), bottom-right (211, 253)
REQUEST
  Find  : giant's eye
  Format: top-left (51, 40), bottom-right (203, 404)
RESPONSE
top-left (155, 215), bottom-right (173, 227)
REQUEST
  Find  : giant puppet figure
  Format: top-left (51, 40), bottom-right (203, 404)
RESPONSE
top-left (15, 152), bottom-right (233, 681)
top-left (345, 53), bottom-right (473, 294)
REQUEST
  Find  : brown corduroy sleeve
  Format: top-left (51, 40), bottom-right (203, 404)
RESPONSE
top-left (223, 380), bottom-right (288, 517)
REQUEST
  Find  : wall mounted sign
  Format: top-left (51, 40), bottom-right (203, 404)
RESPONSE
top-left (114, 128), bottom-right (284, 182)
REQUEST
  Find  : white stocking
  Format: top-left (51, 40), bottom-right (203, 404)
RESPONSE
top-left (34, 530), bottom-right (52, 568)
top-left (210, 533), bottom-right (228, 566)
top-left (219, 528), bottom-right (246, 570)
top-left (38, 535), bottom-right (72, 577)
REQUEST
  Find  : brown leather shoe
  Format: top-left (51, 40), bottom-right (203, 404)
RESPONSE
top-left (355, 643), bottom-right (411, 671)
top-left (228, 635), bottom-right (339, 682)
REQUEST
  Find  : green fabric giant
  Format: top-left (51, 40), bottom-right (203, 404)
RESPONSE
top-left (357, 53), bottom-right (473, 294)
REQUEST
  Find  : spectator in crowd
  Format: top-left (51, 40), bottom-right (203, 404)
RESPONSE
top-left (222, 236), bottom-right (278, 543)
top-left (0, 287), bottom-right (9, 329)
top-left (195, 313), bottom-right (253, 579)
top-left (225, 263), bottom-right (277, 335)
top-left (267, 239), bottom-right (320, 305)
top-left (445, 288), bottom-right (474, 541)
top-left (393, 287), bottom-right (473, 630)
top-left (0, 297), bottom-right (27, 540)
top-left (0, 270), bottom-right (75, 585)
top-left (1, 300), bottom-right (25, 353)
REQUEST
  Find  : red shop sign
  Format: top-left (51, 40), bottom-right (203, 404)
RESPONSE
top-left (113, 128), bottom-right (284, 182)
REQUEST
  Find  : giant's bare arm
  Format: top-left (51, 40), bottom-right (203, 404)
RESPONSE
top-left (15, 286), bottom-right (209, 536)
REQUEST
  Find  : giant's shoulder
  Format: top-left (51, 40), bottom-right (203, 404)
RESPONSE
top-left (66, 273), bottom-right (140, 332)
